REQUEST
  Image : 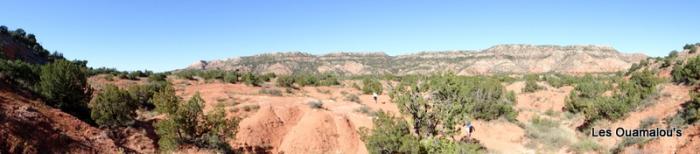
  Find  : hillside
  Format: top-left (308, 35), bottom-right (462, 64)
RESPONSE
top-left (0, 81), bottom-right (121, 153)
top-left (0, 26), bottom-right (62, 64)
top-left (187, 44), bottom-right (646, 75)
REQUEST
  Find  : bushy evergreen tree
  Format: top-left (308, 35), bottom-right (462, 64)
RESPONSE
top-left (672, 56), bottom-right (700, 84)
top-left (90, 84), bottom-right (137, 128)
top-left (38, 59), bottom-right (92, 121)
top-left (153, 85), bottom-right (180, 115)
top-left (155, 92), bottom-right (240, 152)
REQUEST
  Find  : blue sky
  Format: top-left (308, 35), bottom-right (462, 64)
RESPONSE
top-left (1, 0), bottom-right (698, 72)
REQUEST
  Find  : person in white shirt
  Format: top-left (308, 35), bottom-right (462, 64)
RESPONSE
top-left (372, 92), bottom-right (378, 104)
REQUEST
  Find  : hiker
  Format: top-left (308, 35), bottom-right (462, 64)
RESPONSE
top-left (372, 92), bottom-right (378, 104)
top-left (465, 121), bottom-right (475, 140)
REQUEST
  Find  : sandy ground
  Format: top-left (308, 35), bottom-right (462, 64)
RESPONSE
top-left (176, 79), bottom-right (398, 154)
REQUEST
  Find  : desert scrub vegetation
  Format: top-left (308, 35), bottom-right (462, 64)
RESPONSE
top-left (524, 116), bottom-right (571, 151)
top-left (565, 70), bottom-right (661, 129)
top-left (276, 73), bottom-right (341, 88)
top-left (258, 88), bottom-right (283, 96)
top-left (39, 59), bottom-right (94, 122)
top-left (389, 73), bottom-right (517, 139)
top-left (667, 94), bottom-right (700, 128)
top-left (344, 93), bottom-right (361, 103)
top-left (611, 117), bottom-right (659, 153)
top-left (359, 111), bottom-right (485, 154)
top-left (0, 59), bottom-right (41, 90)
top-left (154, 92), bottom-right (240, 153)
top-left (672, 54), bottom-right (700, 84)
top-left (361, 77), bottom-right (383, 94)
top-left (354, 105), bottom-right (375, 116)
top-left (523, 75), bottom-right (543, 93)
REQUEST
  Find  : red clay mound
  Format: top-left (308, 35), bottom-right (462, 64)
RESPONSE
top-left (234, 104), bottom-right (304, 152)
top-left (279, 109), bottom-right (366, 154)
top-left (0, 84), bottom-right (120, 153)
top-left (234, 103), bottom-right (369, 153)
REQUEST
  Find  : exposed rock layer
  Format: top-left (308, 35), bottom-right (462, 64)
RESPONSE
top-left (186, 44), bottom-right (646, 75)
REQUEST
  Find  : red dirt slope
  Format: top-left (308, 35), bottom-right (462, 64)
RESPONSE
top-left (0, 83), bottom-right (121, 153)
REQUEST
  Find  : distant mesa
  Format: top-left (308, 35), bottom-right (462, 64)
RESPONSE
top-left (185, 44), bottom-right (647, 76)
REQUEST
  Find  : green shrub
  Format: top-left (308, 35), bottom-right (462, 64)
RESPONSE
top-left (90, 84), bottom-right (137, 128)
top-left (525, 116), bottom-right (571, 150)
top-left (39, 60), bottom-right (93, 122)
top-left (345, 94), bottom-right (361, 103)
top-left (148, 73), bottom-right (167, 82)
top-left (156, 93), bottom-right (240, 152)
top-left (565, 70), bottom-right (660, 128)
top-left (294, 73), bottom-right (319, 87)
top-left (523, 78), bottom-right (542, 93)
top-left (669, 50), bottom-right (679, 58)
top-left (276, 75), bottom-right (295, 87)
top-left (354, 105), bottom-right (373, 115)
top-left (241, 72), bottom-right (261, 86)
top-left (570, 138), bottom-right (603, 153)
top-left (0, 59), bottom-right (41, 90)
top-left (153, 85), bottom-right (180, 115)
top-left (390, 73), bottom-right (517, 139)
top-left (684, 43), bottom-right (699, 53)
top-left (223, 72), bottom-right (239, 83)
top-left (259, 88), bottom-right (282, 96)
top-left (360, 111), bottom-right (485, 154)
top-left (361, 78), bottom-right (383, 94)
top-left (127, 82), bottom-right (167, 110)
top-left (675, 95), bottom-right (700, 124)
top-left (318, 73), bottom-right (340, 86)
top-left (672, 55), bottom-right (700, 84)
top-left (360, 111), bottom-right (422, 154)
top-left (258, 73), bottom-right (276, 82)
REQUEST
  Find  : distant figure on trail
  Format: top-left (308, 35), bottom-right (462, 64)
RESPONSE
top-left (372, 92), bottom-right (378, 104)
top-left (466, 121), bottom-right (475, 140)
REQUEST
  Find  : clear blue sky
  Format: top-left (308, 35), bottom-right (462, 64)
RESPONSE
top-left (2, 0), bottom-right (698, 72)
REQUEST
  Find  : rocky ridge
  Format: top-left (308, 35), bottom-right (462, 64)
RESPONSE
top-left (186, 44), bottom-right (647, 75)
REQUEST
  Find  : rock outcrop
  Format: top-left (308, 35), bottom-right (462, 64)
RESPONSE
top-left (186, 44), bottom-right (646, 75)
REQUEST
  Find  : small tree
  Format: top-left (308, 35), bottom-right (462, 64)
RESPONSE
top-left (672, 56), bottom-right (700, 84)
top-left (156, 92), bottom-right (240, 152)
top-left (90, 84), bottom-right (137, 128)
top-left (39, 60), bottom-right (92, 121)
top-left (153, 85), bottom-right (180, 115)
